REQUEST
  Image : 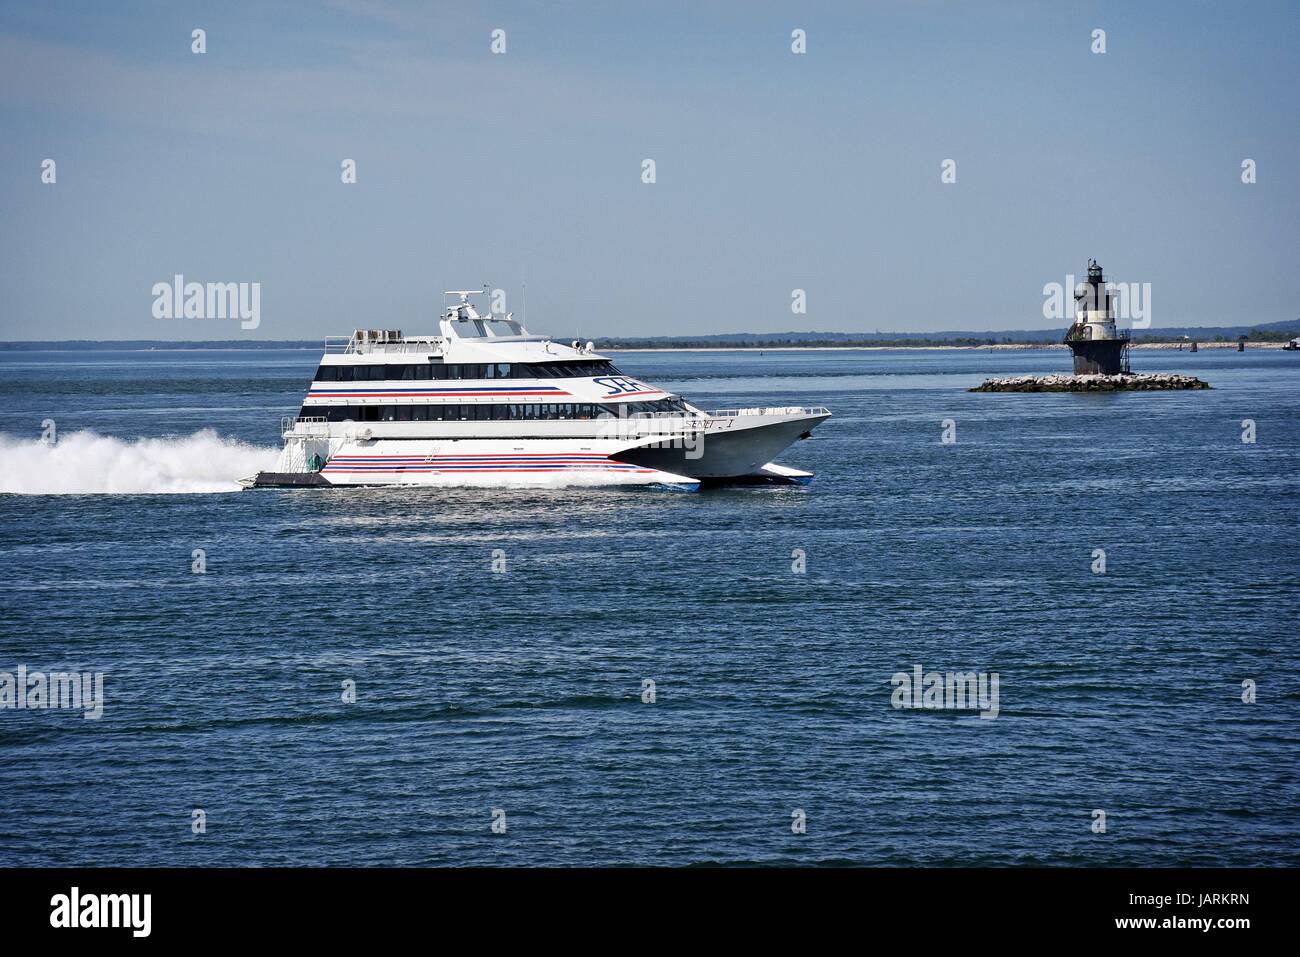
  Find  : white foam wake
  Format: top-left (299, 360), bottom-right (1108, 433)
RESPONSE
top-left (0, 429), bottom-right (278, 495)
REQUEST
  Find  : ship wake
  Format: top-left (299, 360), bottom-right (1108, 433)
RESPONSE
top-left (0, 429), bottom-right (278, 495)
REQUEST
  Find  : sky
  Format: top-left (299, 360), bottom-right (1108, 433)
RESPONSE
top-left (0, 0), bottom-right (1297, 340)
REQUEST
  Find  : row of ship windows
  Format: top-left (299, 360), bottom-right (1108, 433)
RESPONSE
top-left (298, 399), bottom-right (690, 422)
top-left (313, 360), bottom-right (623, 382)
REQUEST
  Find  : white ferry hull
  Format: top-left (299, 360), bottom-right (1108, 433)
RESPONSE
top-left (320, 442), bottom-right (700, 490)
top-left (251, 411), bottom-right (826, 491)
top-left (616, 410), bottom-right (827, 480)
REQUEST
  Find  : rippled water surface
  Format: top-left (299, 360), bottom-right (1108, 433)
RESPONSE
top-left (1, 347), bottom-right (1297, 865)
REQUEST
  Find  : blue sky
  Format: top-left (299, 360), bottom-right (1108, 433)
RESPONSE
top-left (1, 0), bottom-right (1296, 340)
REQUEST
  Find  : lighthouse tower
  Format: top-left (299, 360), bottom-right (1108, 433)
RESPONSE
top-left (1064, 260), bottom-right (1130, 375)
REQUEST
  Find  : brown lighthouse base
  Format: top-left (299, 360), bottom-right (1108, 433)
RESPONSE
top-left (1067, 338), bottom-right (1130, 375)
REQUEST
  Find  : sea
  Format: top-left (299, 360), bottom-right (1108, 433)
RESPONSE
top-left (0, 346), bottom-right (1296, 866)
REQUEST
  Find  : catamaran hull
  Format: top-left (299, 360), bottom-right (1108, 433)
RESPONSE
top-left (616, 411), bottom-right (827, 479)
top-left (252, 465), bottom-right (701, 490)
top-left (248, 412), bottom-right (827, 491)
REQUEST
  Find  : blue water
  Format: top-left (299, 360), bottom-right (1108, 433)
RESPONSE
top-left (1, 347), bottom-right (1297, 866)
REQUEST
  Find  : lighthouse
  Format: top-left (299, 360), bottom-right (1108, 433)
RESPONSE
top-left (1063, 259), bottom-right (1130, 375)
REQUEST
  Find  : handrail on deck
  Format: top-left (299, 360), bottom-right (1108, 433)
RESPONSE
top-left (322, 335), bottom-right (444, 356)
top-left (708, 406), bottom-right (830, 417)
top-left (281, 415), bottom-right (329, 437)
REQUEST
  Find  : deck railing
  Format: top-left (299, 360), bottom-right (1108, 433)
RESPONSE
top-left (322, 336), bottom-right (444, 355)
top-left (281, 415), bottom-right (329, 437)
top-left (707, 406), bottom-right (830, 418)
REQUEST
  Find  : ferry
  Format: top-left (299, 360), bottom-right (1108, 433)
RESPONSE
top-left (247, 291), bottom-right (830, 491)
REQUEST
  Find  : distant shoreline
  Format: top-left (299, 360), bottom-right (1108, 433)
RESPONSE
top-left (604, 341), bottom-right (1290, 353)
top-left (0, 337), bottom-right (1293, 353)
top-left (0, 340), bottom-right (1290, 354)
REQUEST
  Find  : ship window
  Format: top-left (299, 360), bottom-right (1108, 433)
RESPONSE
top-left (315, 365), bottom-right (337, 381)
top-left (511, 361), bottom-right (621, 379)
top-left (333, 366), bottom-right (354, 382)
top-left (411, 405), bottom-right (428, 421)
top-left (385, 363), bottom-right (428, 380)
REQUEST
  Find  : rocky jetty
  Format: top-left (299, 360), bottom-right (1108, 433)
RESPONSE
top-left (970, 373), bottom-right (1210, 393)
